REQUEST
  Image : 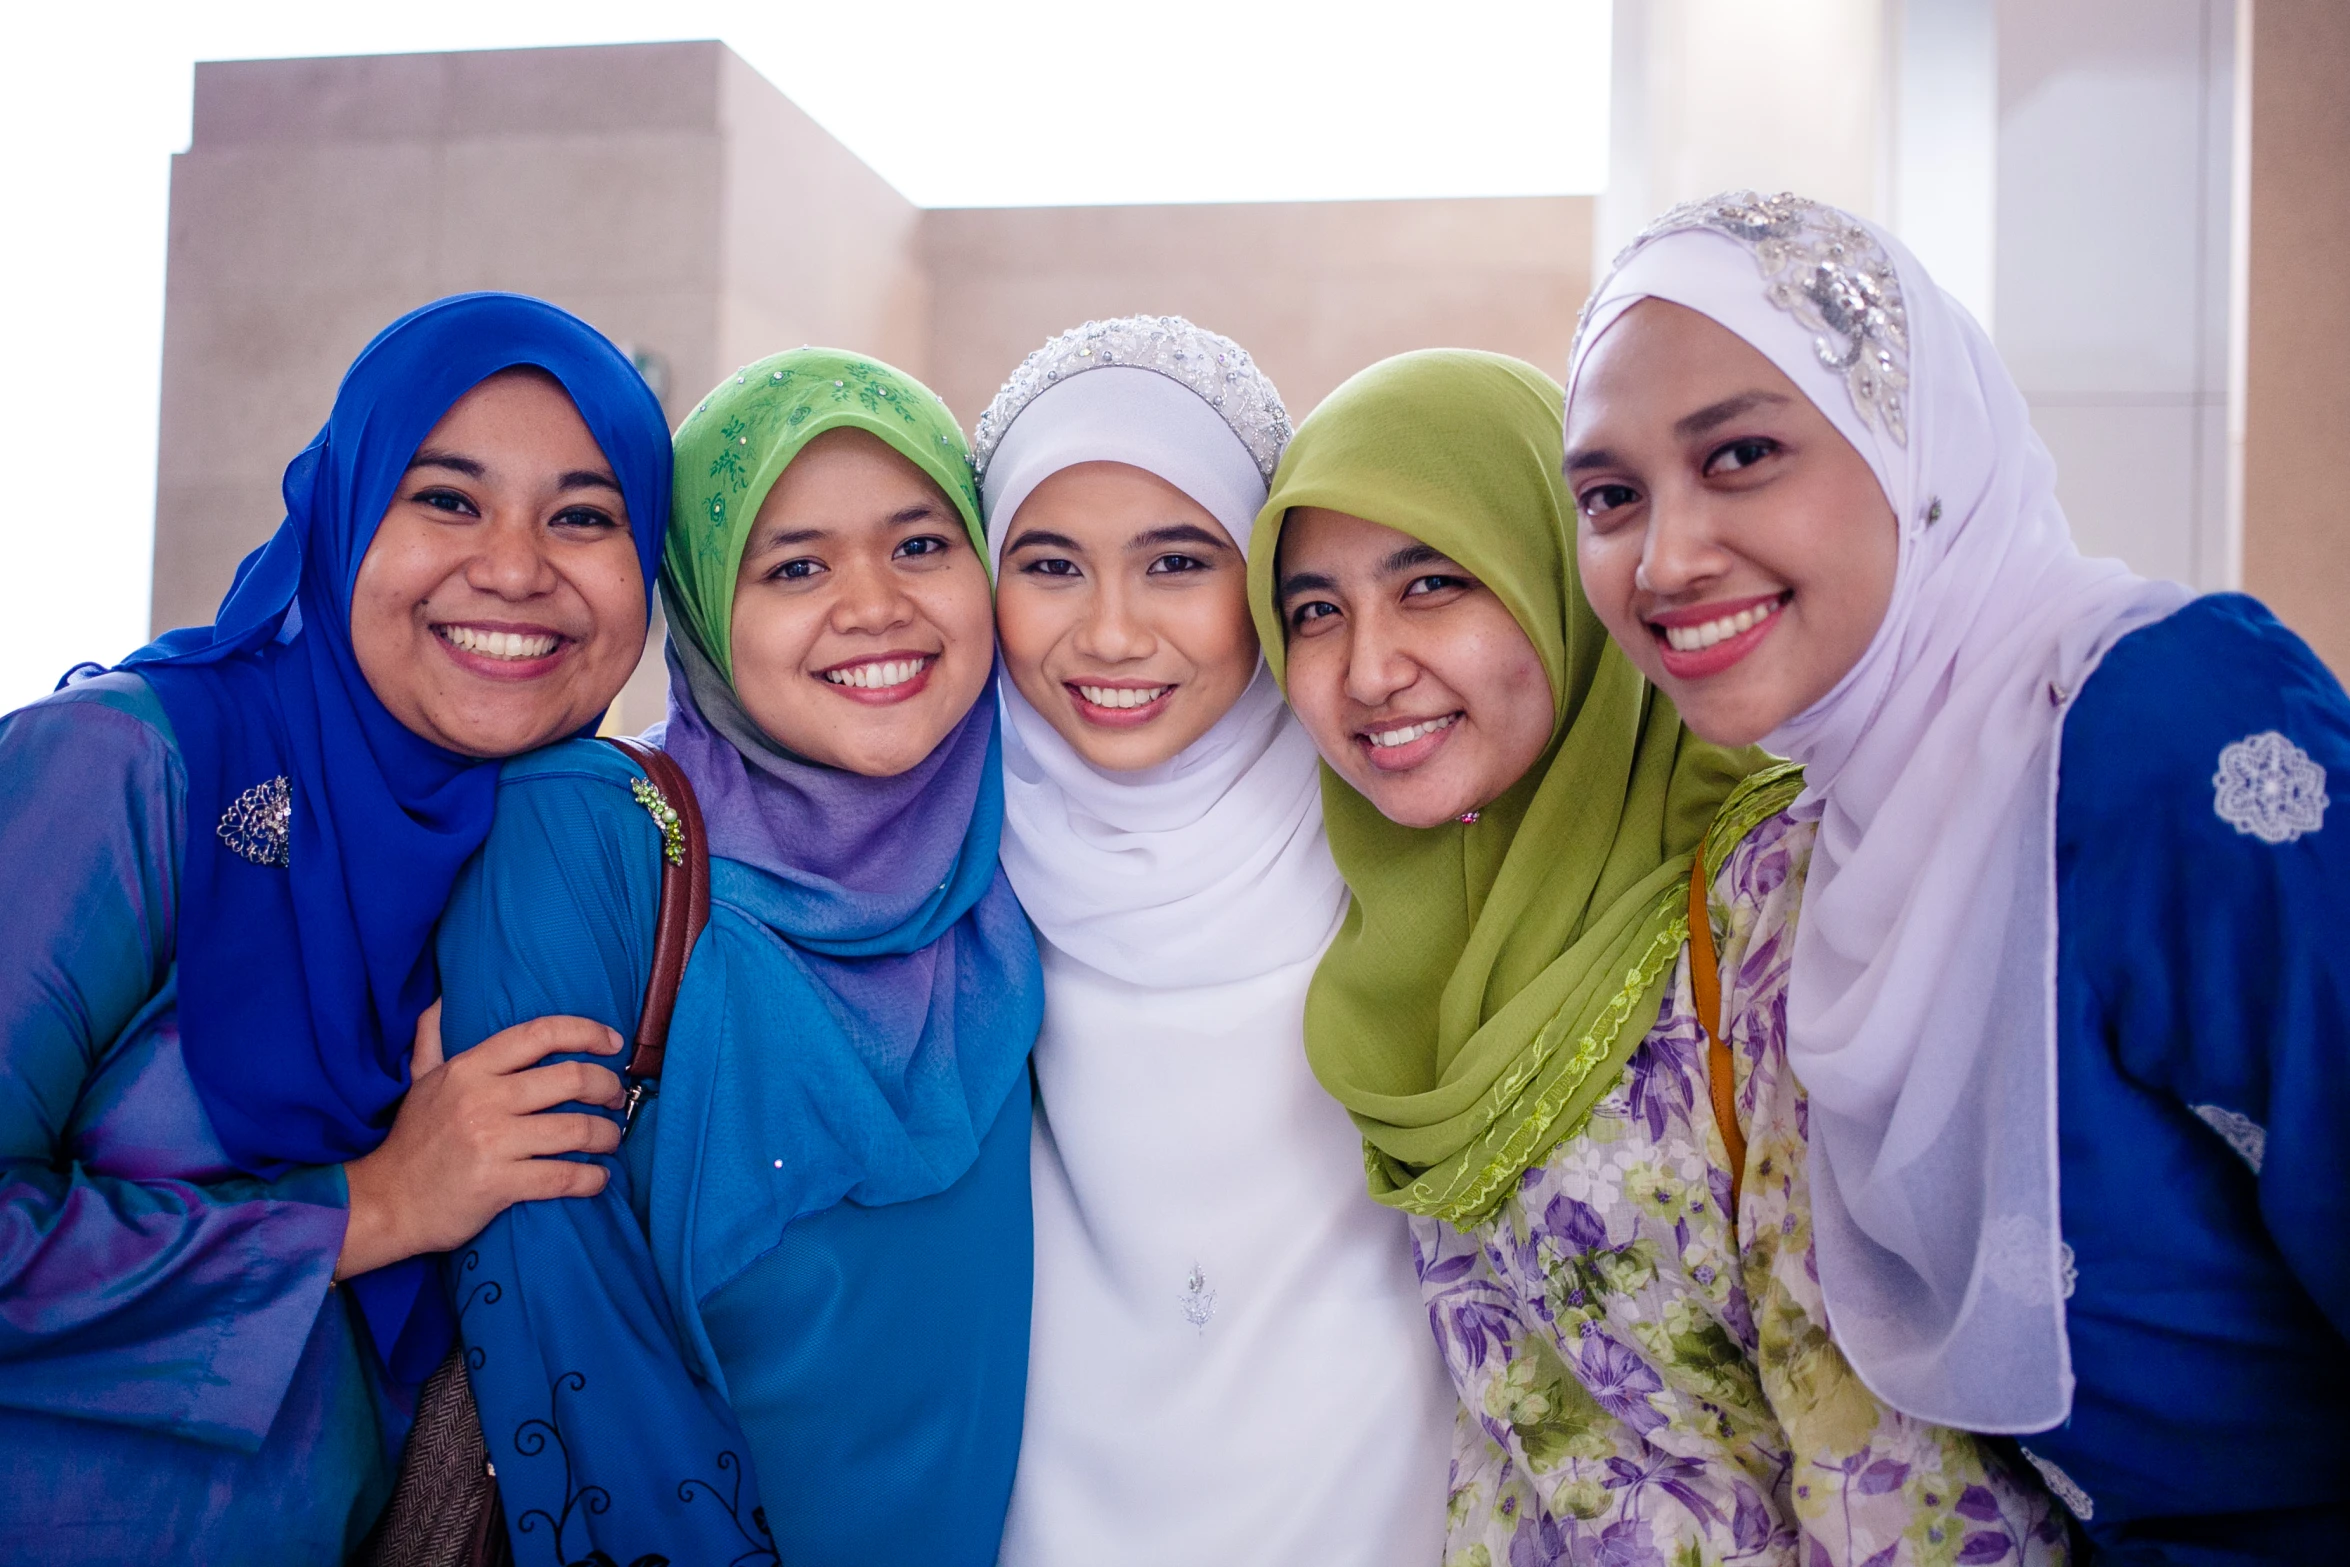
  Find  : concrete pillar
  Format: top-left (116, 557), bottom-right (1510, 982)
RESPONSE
top-left (2236, 0), bottom-right (2350, 672)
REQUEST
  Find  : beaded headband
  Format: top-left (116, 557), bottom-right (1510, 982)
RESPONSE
top-left (1580, 190), bottom-right (1911, 448)
top-left (971, 315), bottom-right (1292, 483)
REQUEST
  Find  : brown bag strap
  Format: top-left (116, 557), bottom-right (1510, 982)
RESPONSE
top-left (601, 736), bottom-right (709, 1084)
top-left (1687, 848), bottom-right (1745, 1220)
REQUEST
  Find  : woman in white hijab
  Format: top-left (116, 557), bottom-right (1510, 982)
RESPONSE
top-left (1566, 192), bottom-right (2349, 1563)
top-left (978, 316), bottom-right (1453, 1566)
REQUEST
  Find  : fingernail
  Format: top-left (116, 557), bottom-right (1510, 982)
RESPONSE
top-left (605, 1028), bottom-right (624, 1052)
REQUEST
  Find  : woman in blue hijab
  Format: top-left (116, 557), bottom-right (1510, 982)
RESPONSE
top-left (0, 293), bottom-right (672, 1565)
top-left (436, 348), bottom-right (1042, 1566)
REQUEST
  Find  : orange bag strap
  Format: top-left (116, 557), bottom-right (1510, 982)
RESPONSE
top-left (1687, 848), bottom-right (1745, 1219)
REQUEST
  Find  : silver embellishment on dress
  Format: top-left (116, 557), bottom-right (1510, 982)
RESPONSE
top-left (2018, 1445), bottom-right (2094, 1521)
top-left (2212, 730), bottom-right (2328, 844)
top-left (971, 315), bottom-right (1292, 484)
top-left (1587, 190), bottom-right (1910, 448)
top-left (2058, 1241), bottom-right (2078, 1301)
top-left (1178, 1263), bottom-right (1217, 1333)
top-left (217, 775), bottom-right (291, 868)
top-left (2192, 1102), bottom-right (2267, 1174)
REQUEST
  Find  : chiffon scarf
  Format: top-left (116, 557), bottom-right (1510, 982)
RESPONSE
top-left (982, 364), bottom-right (1345, 987)
top-left (1245, 349), bottom-right (1767, 1227)
top-left (116, 293), bottom-right (671, 1387)
top-left (1570, 195), bottom-right (2192, 1431)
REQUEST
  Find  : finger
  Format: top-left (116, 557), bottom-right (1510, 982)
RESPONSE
top-left (510, 1158), bottom-right (611, 1203)
top-left (506, 1111), bottom-right (625, 1160)
top-left (476, 1015), bottom-right (626, 1075)
top-left (410, 1000), bottom-right (445, 1080)
top-left (503, 1060), bottom-right (628, 1115)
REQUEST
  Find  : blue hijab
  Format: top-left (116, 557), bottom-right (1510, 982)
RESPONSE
top-left (117, 293), bottom-right (672, 1390)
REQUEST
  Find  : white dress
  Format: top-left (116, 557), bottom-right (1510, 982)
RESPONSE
top-left (1000, 930), bottom-right (1454, 1567)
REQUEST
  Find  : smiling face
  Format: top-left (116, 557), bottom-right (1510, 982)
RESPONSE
top-left (1275, 506), bottom-right (1554, 828)
top-left (995, 461), bottom-right (1259, 771)
top-left (726, 426), bottom-right (995, 776)
top-left (348, 368), bottom-right (647, 759)
top-left (1567, 298), bottom-right (1899, 747)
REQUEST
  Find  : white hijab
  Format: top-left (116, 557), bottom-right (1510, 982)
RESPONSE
top-left (1567, 193), bottom-right (2191, 1433)
top-left (981, 358), bottom-right (1348, 986)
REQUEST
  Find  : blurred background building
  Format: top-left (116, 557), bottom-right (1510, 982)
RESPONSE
top-left (146, 0), bottom-right (2349, 730)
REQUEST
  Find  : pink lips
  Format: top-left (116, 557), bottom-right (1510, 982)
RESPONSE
top-left (432, 622), bottom-right (572, 682)
top-left (1355, 713), bottom-right (1461, 773)
top-left (1648, 592), bottom-right (1788, 682)
top-left (1065, 680), bottom-right (1176, 730)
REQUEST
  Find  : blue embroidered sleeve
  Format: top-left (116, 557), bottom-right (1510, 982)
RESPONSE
top-left (437, 741), bottom-right (773, 1566)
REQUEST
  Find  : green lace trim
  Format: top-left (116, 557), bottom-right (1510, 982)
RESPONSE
top-left (1391, 889), bottom-right (1689, 1228)
top-left (1385, 760), bottom-right (1808, 1231)
top-left (630, 776), bottom-right (685, 866)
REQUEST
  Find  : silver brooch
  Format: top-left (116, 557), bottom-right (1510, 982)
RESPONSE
top-left (971, 315), bottom-right (1292, 483)
top-left (2212, 730), bottom-right (2328, 844)
top-left (1591, 190), bottom-right (1911, 448)
top-left (217, 775), bottom-right (291, 868)
top-left (2192, 1102), bottom-right (2267, 1173)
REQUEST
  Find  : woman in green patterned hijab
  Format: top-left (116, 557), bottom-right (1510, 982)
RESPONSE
top-left (1248, 350), bottom-right (2015, 1565)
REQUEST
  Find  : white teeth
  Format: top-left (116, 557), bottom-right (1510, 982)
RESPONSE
top-left (441, 625), bottom-right (559, 660)
top-left (1075, 684), bottom-right (1171, 710)
top-left (1661, 597), bottom-right (1783, 653)
top-left (823, 657), bottom-right (928, 690)
top-left (1366, 713), bottom-right (1460, 749)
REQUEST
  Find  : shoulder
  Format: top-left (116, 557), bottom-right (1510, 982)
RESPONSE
top-left (0, 672), bottom-right (183, 821)
top-left (467, 738), bottom-right (667, 882)
top-left (2064, 595), bottom-right (2348, 844)
top-left (1, 670), bottom-right (178, 758)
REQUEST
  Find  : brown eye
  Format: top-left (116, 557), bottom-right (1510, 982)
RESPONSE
top-left (1579, 483), bottom-right (1638, 517)
top-left (1704, 437), bottom-right (1780, 477)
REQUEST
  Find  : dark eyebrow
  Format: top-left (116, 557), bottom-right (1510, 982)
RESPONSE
top-left (1379, 542), bottom-right (1451, 576)
top-left (1004, 527), bottom-right (1083, 553)
top-left (557, 468), bottom-right (623, 495)
top-left (1131, 523), bottom-right (1234, 552)
top-left (1564, 445), bottom-right (1621, 475)
top-left (887, 502), bottom-right (946, 527)
top-left (748, 502), bottom-right (950, 556)
top-left (1674, 390), bottom-right (1792, 440)
top-left (1278, 569), bottom-right (1338, 599)
top-left (406, 449), bottom-right (484, 479)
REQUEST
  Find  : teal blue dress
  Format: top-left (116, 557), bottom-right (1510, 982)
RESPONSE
top-left (435, 738), bottom-right (1040, 1566)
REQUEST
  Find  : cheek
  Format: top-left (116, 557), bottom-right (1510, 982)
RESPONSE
top-left (728, 591), bottom-right (816, 699)
top-left (992, 583), bottom-right (1062, 679)
top-left (1279, 639), bottom-right (1351, 753)
top-left (1576, 528), bottom-right (1643, 634)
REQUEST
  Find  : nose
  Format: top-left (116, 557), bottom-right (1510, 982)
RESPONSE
top-left (464, 508), bottom-right (561, 600)
top-left (1341, 604), bottom-right (1419, 710)
top-left (829, 554), bottom-right (917, 636)
top-left (1635, 487), bottom-right (1727, 599)
top-left (1069, 574), bottom-right (1154, 664)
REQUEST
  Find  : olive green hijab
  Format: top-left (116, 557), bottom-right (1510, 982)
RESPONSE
top-left (666, 348), bottom-right (985, 680)
top-left (1246, 349), bottom-right (1790, 1227)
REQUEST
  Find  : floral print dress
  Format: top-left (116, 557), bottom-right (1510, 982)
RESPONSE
top-left (1418, 812), bottom-right (2068, 1567)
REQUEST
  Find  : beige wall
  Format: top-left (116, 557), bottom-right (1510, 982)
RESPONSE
top-left (921, 197), bottom-right (1592, 428)
top-left (2238, 0), bottom-right (2350, 672)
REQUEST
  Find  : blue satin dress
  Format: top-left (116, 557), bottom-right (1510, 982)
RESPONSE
top-left (435, 739), bottom-right (1035, 1567)
top-left (2034, 595), bottom-right (2349, 1564)
top-left (0, 673), bottom-right (390, 1565)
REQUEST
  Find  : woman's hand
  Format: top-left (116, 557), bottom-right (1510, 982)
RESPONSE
top-left (336, 1002), bottom-right (627, 1280)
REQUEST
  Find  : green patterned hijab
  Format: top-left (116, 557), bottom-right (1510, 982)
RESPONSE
top-left (1246, 349), bottom-right (1782, 1227)
top-left (666, 349), bottom-right (984, 680)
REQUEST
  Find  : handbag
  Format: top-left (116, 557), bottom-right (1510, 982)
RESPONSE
top-left (358, 736), bottom-right (709, 1567)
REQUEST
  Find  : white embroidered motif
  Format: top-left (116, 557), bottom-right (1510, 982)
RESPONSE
top-left (2019, 1446), bottom-right (2095, 1521)
top-left (2192, 1103), bottom-right (2267, 1174)
top-left (2212, 731), bottom-right (2327, 844)
top-left (2058, 1242), bottom-right (2078, 1301)
top-left (1980, 1213), bottom-right (2062, 1306)
top-left (1178, 1263), bottom-right (1217, 1333)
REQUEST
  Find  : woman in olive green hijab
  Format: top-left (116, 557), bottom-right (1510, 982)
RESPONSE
top-left (1248, 349), bottom-right (2066, 1565)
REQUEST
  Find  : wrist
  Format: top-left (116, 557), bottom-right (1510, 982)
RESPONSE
top-left (334, 1151), bottom-right (410, 1280)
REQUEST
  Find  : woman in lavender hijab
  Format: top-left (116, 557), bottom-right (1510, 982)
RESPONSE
top-left (977, 317), bottom-right (1453, 1566)
top-left (433, 348), bottom-right (1043, 1567)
